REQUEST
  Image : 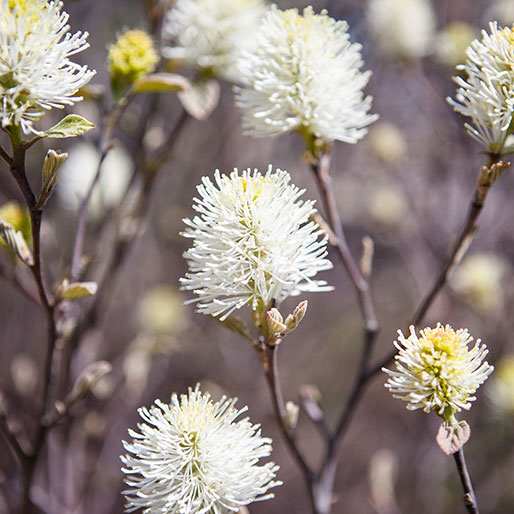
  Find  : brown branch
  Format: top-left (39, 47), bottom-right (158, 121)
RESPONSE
top-left (453, 448), bottom-right (479, 514)
top-left (0, 408), bottom-right (28, 466)
top-left (5, 127), bottom-right (60, 514)
top-left (369, 156), bottom-right (509, 376)
top-left (261, 342), bottom-right (318, 507)
top-left (69, 95), bottom-right (132, 282)
top-left (0, 144), bottom-right (12, 165)
top-left (310, 154), bottom-right (378, 337)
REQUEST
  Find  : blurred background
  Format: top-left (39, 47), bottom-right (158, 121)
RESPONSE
top-left (1, 0), bottom-right (514, 513)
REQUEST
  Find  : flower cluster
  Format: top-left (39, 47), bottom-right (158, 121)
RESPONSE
top-left (366, 0), bottom-right (436, 61)
top-left (107, 29), bottom-right (158, 93)
top-left (121, 385), bottom-right (280, 513)
top-left (383, 324), bottom-right (493, 420)
top-left (449, 22), bottom-right (514, 152)
top-left (181, 167), bottom-right (333, 320)
top-left (163, 0), bottom-right (267, 80)
top-left (0, 0), bottom-right (95, 134)
top-left (236, 6), bottom-right (377, 144)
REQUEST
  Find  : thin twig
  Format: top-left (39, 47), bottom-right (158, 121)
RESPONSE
top-left (0, 144), bottom-right (12, 165)
top-left (0, 259), bottom-right (40, 305)
top-left (369, 155), bottom-right (508, 376)
top-left (0, 408), bottom-right (28, 466)
top-left (261, 343), bottom-right (318, 507)
top-left (310, 154), bottom-right (378, 336)
top-left (309, 152), bottom-right (379, 442)
top-left (453, 448), bottom-right (479, 514)
top-left (69, 95), bottom-right (132, 282)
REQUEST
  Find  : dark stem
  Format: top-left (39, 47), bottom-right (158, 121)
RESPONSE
top-left (0, 409), bottom-right (27, 466)
top-left (69, 95), bottom-right (132, 282)
top-left (261, 343), bottom-right (319, 511)
top-left (0, 144), bottom-right (12, 165)
top-left (369, 153), bottom-right (506, 376)
top-left (7, 130), bottom-right (58, 514)
top-left (310, 154), bottom-right (378, 337)
top-left (453, 448), bottom-right (479, 514)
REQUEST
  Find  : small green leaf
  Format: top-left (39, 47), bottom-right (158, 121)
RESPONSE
top-left (0, 220), bottom-right (33, 266)
top-left (37, 150), bottom-right (68, 209)
top-left (131, 73), bottom-right (190, 94)
top-left (58, 279), bottom-right (98, 300)
top-left (44, 115), bottom-right (95, 139)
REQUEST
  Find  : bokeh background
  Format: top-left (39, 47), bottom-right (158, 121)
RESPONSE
top-left (1, 0), bottom-right (514, 513)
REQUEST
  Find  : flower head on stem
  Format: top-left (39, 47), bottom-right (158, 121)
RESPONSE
top-left (121, 385), bottom-right (280, 513)
top-left (235, 6), bottom-right (377, 144)
top-left (448, 22), bottom-right (514, 155)
top-left (0, 0), bottom-right (95, 134)
top-left (383, 324), bottom-right (493, 423)
top-left (181, 166), bottom-right (333, 321)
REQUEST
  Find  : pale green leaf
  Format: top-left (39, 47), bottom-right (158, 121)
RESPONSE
top-left (44, 115), bottom-right (95, 139)
top-left (131, 73), bottom-right (190, 94)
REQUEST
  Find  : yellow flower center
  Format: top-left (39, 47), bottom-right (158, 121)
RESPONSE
top-left (9, 0), bottom-right (46, 25)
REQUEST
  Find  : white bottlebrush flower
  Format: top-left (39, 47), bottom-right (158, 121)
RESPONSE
top-left (433, 22), bottom-right (477, 69)
top-left (383, 324), bottom-right (493, 419)
top-left (181, 166), bottom-right (333, 320)
top-left (162, 0), bottom-right (267, 80)
top-left (0, 0), bottom-right (95, 134)
top-left (448, 22), bottom-right (514, 152)
top-left (366, 0), bottom-right (436, 61)
top-left (121, 385), bottom-right (280, 514)
top-left (235, 6), bottom-right (377, 144)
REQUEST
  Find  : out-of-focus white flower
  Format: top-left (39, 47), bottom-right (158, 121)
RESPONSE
top-left (368, 122), bottom-right (407, 163)
top-left (181, 167), bottom-right (333, 320)
top-left (367, 0), bottom-right (436, 61)
top-left (236, 6), bottom-right (377, 144)
top-left (0, 0), bottom-right (95, 134)
top-left (121, 385), bottom-right (280, 513)
top-left (450, 252), bottom-right (507, 313)
top-left (383, 324), bottom-right (493, 420)
top-left (137, 285), bottom-right (188, 335)
top-left (367, 185), bottom-right (407, 226)
top-left (487, 355), bottom-right (514, 415)
top-left (448, 22), bottom-right (514, 153)
top-left (163, 0), bottom-right (267, 80)
top-left (57, 142), bottom-right (132, 217)
top-left (434, 22), bottom-right (477, 69)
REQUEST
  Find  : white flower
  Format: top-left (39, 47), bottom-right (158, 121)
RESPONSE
top-left (235, 6), bottom-right (377, 144)
top-left (181, 166), bottom-right (333, 320)
top-left (450, 252), bottom-right (507, 313)
top-left (0, 0), bottom-right (95, 134)
top-left (366, 0), bottom-right (436, 60)
top-left (121, 385), bottom-right (280, 514)
top-left (383, 324), bottom-right (493, 419)
top-left (57, 142), bottom-right (132, 218)
top-left (433, 22), bottom-right (477, 69)
top-left (162, 0), bottom-right (267, 80)
top-left (448, 22), bottom-right (514, 152)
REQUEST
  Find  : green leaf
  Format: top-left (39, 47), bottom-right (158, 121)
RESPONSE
top-left (37, 150), bottom-right (68, 209)
top-left (58, 280), bottom-right (98, 300)
top-left (0, 220), bottom-right (33, 266)
top-left (131, 73), bottom-right (190, 94)
top-left (44, 115), bottom-right (95, 139)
